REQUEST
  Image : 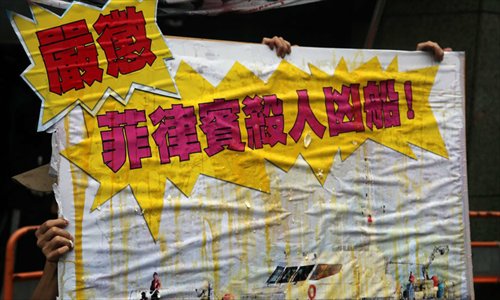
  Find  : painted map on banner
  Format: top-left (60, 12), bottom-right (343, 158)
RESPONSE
top-left (11, 1), bottom-right (473, 299)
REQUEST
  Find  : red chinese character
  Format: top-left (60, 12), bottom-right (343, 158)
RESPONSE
top-left (382, 80), bottom-right (401, 128)
top-left (149, 104), bottom-right (202, 164)
top-left (324, 84), bottom-right (364, 137)
top-left (363, 80), bottom-right (401, 130)
top-left (263, 95), bottom-right (288, 146)
top-left (36, 20), bottom-right (103, 95)
top-left (242, 94), bottom-right (287, 149)
top-left (93, 6), bottom-right (156, 77)
top-left (97, 109), bottom-right (151, 172)
top-left (199, 99), bottom-right (245, 157)
top-left (289, 90), bottom-right (326, 143)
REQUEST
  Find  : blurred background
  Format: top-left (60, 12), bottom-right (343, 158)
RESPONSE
top-left (1, 0), bottom-right (498, 298)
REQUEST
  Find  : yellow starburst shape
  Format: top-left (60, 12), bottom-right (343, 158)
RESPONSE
top-left (63, 56), bottom-right (447, 240)
top-left (10, 0), bottom-right (178, 131)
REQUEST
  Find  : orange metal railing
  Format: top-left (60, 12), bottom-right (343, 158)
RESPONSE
top-left (469, 211), bottom-right (500, 285)
top-left (3, 225), bottom-right (41, 300)
top-left (469, 211), bottom-right (500, 218)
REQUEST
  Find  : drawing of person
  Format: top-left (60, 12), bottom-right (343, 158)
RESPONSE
top-left (150, 272), bottom-right (161, 299)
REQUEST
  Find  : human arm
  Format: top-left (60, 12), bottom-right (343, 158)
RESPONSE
top-left (32, 260), bottom-right (58, 300)
top-left (262, 36), bottom-right (292, 58)
top-left (416, 41), bottom-right (452, 62)
top-left (31, 218), bottom-right (74, 300)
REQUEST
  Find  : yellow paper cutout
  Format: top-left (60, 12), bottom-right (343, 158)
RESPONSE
top-left (10, 0), bottom-right (178, 131)
top-left (62, 56), bottom-right (447, 240)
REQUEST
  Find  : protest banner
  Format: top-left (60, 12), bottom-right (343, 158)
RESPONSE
top-left (11, 0), bottom-right (472, 299)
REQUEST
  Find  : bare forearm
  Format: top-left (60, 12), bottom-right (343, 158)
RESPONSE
top-left (32, 218), bottom-right (73, 300)
top-left (31, 261), bottom-right (58, 300)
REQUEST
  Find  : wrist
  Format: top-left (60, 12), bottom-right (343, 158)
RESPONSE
top-left (44, 260), bottom-right (58, 275)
